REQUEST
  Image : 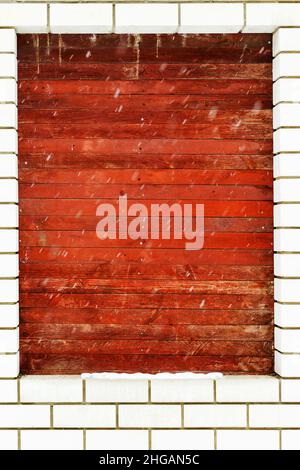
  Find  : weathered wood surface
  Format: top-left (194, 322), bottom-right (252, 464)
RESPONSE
top-left (18, 33), bottom-right (273, 374)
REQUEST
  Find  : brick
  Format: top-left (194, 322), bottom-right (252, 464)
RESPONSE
top-left (86, 378), bottom-right (148, 403)
top-left (273, 78), bottom-right (300, 104)
top-left (86, 430), bottom-right (148, 450)
top-left (281, 380), bottom-right (300, 402)
top-left (180, 4), bottom-right (244, 33)
top-left (0, 255), bottom-right (18, 277)
top-left (274, 154), bottom-right (300, 178)
top-left (245, 4), bottom-right (300, 33)
top-left (0, 79), bottom-right (16, 102)
top-left (20, 376), bottom-right (83, 403)
top-left (0, 4), bottom-right (47, 33)
top-left (119, 405), bottom-right (181, 428)
top-left (273, 54), bottom-right (300, 81)
top-left (115, 4), bottom-right (178, 34)
top-left (275, 279), bottom-right (300, 303)
top-left (274, 129), bottom-right (300, 154)
top-left (275, 179), bottom-right (300, 202)
top-left (152, 430), bottom-right (214, 450)
top-left (0, 328), bottom-right (18, 353)
top-left (0, 155), bottom-right (17, 178)
top-left (275, 327), bottom-right (300, 354)
top-left (0, 129), bottom-right (17, 153)
top-left (282, 430), bottom-right (300, 449)
top-left (275, 303), bottom-right (300, 328)
top-left (0, 430), bottom-right (18, 450)
top-left (151, 379), bottom-right (214, 403)
top-left (0, 205), bottom-right (18, 229)
top-left (0, 405), bottom-right (50, 427)
top-left (274, 229), bottom-right (300, 251)
top-left (0, 352), bottom-right (19, 378)
top-left (274, 206), bottom-right (300, 228)
top-left (53, 405), bottom-right (116, 428)
top-left (250, 405), bottom-right (300, 428)
top-left (184, 405), bottom-right (246, 428)
top-left (0, 54), bottom-right (17, 79)
top-left (0, 230), bottom-right (18, 252)
top-left (50, 4), bottom-right (112, 34)
top-left (275, 350), bottom-right (300, 377)
top-left (216, 376), bottom-right (279, 403)
top-left (0, 180), bottom-right (18, 203)
top-left (0, 304), bottom-right (19, 328)
top-left (275, 253), bottom-right (300, 277)
top-left (0, 30), bottom-right (16, 54)
top-left (21, 430), bottom-right (83, 450)
top-left (0, 280), bottom-right (18, 303)
top-left (0, 379), bottom-right (17, 403)
top-left (0, 104), bottom-right (17, 128)
top-left (273, 28), bottom-right (300, 56)
top-left (217, 430), bottom-right (279, 450)
top-left (273, 104), bottom-right (300, 129)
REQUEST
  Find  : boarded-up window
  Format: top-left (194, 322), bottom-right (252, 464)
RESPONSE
top-left (19, 34), bottom-right (273, 374)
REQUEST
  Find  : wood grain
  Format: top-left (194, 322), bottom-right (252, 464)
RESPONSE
top-left (18, 33), bottom-right (273, 374)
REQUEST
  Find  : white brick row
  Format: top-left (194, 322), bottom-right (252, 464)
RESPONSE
top-left (0, 79), bottom-right (16, 103)
top-left (273, 29), bottom-right (300, 56)
top-left (0, 155), bottom-right (17, 178)
top-left (115, 4), bottom-right (178, 34)
top-left (274, 129), bottom-right (300, 153)
top-left (179, 4), bottom-right (244, 34)
top-left (0, 352), bottom-right (19, 378)
top-left (275, 229), bottom-right (300, 250)
top-left (0, 405), bottom-right (50, 428)
top-left (0, 279), bottom-right (18, 302)
top-left (0, 104), bottom-right (17, 129)
top-left (215, 377), bottom-right (279, 403)
top-left (0, 4), bottom-right (47, 33)
top-left (0, 379), bottom-right (17, 403)
top-left (0, 230), bottom-right (18, 252)
top-left (275, 253), bottom-right (300, 276)
top-left (21, 430), bottom-right (83, 450)
top-left (53, 405), bottom-right (116, 428)
top-left (275, 279), bottom-right (300, 302)
top-left (0, 180), bottom-right (18, 203)
top-left (216, 430), bottom-right (279, 450)
top-left (152, 430), bottom-right (214, 450)
top-left (0, 54), bottom-right (17, 79)
top-left (86, 378), bottom-right (148, 403)
top-left (0, 304), bottom-right (19, 328)
top-left (184, 405), bottom-right (246, 428)
top-left (0, 255), bottom-right (18, 277)
top-left (274, 78), bottom-right (300, 104)
top-left (274, 206), bottom-right (300, 228)
top-left (20, 376), bottom-right (83, 403)
top-left (274, 104), bottom-right (300, 129)
top-left (275, 350), bottom-right (300, 377)
top-left (0, 30), bottom-right (16, 54)
top-left (151, 379), bottom-right (214, 403)
top-left (274, 155), bottom-right (300, 178)
top-left (282, 430), bottom-right (300, 450)
top-left (282, 380), bottom-right (300, 401)
top-left (119, 405), bottom-right (181, 428)
top-left (273, 54), bottom-right (300, 81)
top-left (275, 304), bottom-right (300, 328)
top-left (0, 206), bottom-right (18, 228)
top-left (275, 179), bottom-right (300, 202)
top-left (0, 129), bottom-right (17, 153)
top-left (0, 328), bottom-right (18, 353)
top-left (250, 404), bottom-right (300, 427)
top-left (244, 4), bottom-right (300, 33)
top-left (86, 430), bottom-right (148, 450)
top-left (0, 430), bottom-right (18, 450)
top-left (50, 4), bottom-right (113, 34)
top-left (275, 328), bottom-right (300, 354)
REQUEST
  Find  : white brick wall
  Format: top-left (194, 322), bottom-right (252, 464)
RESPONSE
top-left (0, 0), bottom-right (299, 451)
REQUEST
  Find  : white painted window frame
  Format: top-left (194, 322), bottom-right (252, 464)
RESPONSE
top-left (0, 2), bottom-right (300, 388)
